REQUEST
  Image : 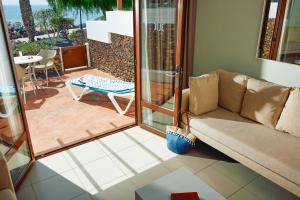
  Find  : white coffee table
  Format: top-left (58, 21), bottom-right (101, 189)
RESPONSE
top-left (135, 168), bottom-right (225, 200)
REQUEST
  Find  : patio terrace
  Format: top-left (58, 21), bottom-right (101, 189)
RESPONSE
top-left (24, 68), bottom-right (135, 156)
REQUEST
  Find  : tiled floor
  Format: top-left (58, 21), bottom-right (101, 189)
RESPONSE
top-left (17, 127), bottom-right (299, 200)
top-left (24, 68), bottom-right (135, 156)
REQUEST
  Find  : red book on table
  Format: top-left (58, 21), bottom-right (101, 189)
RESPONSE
top-left (171, 192), bottom-right (200, 200)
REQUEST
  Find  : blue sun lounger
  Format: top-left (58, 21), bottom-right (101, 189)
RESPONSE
top-left (66, 74), bottom-right (135, 115)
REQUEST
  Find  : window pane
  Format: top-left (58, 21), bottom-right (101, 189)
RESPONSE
top-left (142, 107), bottom-right (173, 132)
top-left (0, 19), bottom-right (25, 153)
top-left (261, 0), bottom-right (278, 59)
top-left (140, 0), bottom-right (178, 110)
top-left (277, 0), bottom-right (300, 64)
top-left (7, 141), bottom-right (31, 184)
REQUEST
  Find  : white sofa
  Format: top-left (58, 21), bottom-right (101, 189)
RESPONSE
top-left (181, 70), bottom-right (300, 197)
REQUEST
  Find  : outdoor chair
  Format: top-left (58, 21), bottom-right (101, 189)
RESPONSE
top-left (34, 49), bottom-right (63, 86)
top-left (15, 64), bottom-right (36, 104)
top-left (66, 74), bottom-right (135, 115)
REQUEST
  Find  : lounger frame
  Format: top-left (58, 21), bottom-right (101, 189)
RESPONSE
top-left (66, 80), bottom-right (135, 115)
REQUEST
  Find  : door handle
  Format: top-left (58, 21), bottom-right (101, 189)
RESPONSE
top-left (165, 72), bottom-right (177, 77)
top-left (154, 23), bottom-right (158, 31)
top-left (165, 66), bottom-right (181, 77)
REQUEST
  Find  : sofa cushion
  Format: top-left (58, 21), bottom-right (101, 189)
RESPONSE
top-left (240, 78), bottom-right (290, 128)
top-left (189, 72), bottom-right (219, 115)
top-left (276, 88), bottom-right (300, 138)
top-left (189, 108), bottom-right (300, 186)
top-left (217, 69), bottom-right (248, 113)
top-left (0, 189), bottom-right (17, 200)
top-left (181, 88), bottom-right (190, 113)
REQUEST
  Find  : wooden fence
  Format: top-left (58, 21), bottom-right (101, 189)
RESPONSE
top-left (59, 43), bottom-right (90, 72)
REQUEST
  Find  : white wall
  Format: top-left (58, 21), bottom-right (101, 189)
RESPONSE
top-left (86, 21), bottom-right (111, 43)
top-left (289, 0), bottom-right (300, 27)
top-left (193, 0), bottom-right (300, 87)
top-left (86, 11), bottom-right (133, 43)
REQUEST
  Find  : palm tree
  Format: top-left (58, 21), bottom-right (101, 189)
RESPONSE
top-left (56, 0), bottom-right (133, 29)
top-left (47, 0), bottom-right (64, 16)
top-left (56, 0), bottom-right (93, 30)
top-left (93, 0), bottom-right (133, 18)
top-left (19, 0), bottom-right (36, 42)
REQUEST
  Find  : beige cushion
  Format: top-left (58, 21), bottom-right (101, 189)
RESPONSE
top-left (276, 88), bottom-right (300, 138)
top-left (189, 108), bottom-right (300, 186)
top-left (0, 189), bottom-right (17, 200)
top-left (189, 72), bottom-right (219, 115)
top-left (240, 78), bottom-right (290, 128)
top-left (181, 89), bottom-right (190, 113)
top-left (217, 69), bottom-right (248, 113)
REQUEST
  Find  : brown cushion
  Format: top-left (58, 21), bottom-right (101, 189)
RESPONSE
top-left (189, 71), bottom-right (219, 115)
top-left (276, 88), bottom-right (300, 138)
top-left (217, 69), bottom-right (248, 113)
top-left (240, 78), bottom-right (290, 129)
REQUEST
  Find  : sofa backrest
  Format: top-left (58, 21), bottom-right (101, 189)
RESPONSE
top-left (217, 69), bottom-right (248, 113)
top-left (216, 69), bottom-right (300, 137)
top-left (240, 78), bottom-right (291, 129)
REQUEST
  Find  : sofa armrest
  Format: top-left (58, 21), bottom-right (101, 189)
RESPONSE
top-left (0, 153), bottom-right (14, 193)
top-left (181, 88), bottom-right (190, 113)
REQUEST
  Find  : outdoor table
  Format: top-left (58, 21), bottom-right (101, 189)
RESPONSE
top-left (14, 55), bottom-right (43, 89)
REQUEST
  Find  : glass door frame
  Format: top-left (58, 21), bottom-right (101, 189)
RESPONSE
top-left (134, 0), bottom-right (187, 136)
top-left (0, 3), bottom-right (35, 189)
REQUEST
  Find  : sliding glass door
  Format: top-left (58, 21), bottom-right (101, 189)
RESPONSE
top-left (135, 0), bottom-right (186, 134)
top-left (0, 4), bottom-right (33, 187)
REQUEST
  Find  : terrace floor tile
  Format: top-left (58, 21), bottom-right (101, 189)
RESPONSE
top-left (24, 68), bottom-right (135, 156)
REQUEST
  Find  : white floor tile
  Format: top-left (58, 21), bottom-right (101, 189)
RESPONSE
top-left (90, 180), bottom-right (136, 200)
top-left (39, 152), bottom-right (72, 173)
top-left (96, 132), bottom-right (137, 154)
top-left (17, 185), bottom-right (36, 200)
top-left (72, 193), bottom-right (93, 200)
top-left (32, 170), bottom-right (85, 200)
top-left (123, 126), bottom-right (156, 143)
top-left (196, 166), bottom-right (241, 198)
top-left (18, 175), bottom-right (32, 189)
top-left (73, 156), bottom-right (126, 192)
top-left (142, 136), bottom-right (177, 161)
top-left (107, 153), bottom-right (136, 176)
top-left (27, 162), bottom-right (57, 184)
top-left (16, 126), bottom-right (299, 200)
top-left (244, 176), bottom-right (299, 200)
top-left (28, 152), bottom-right (72, 183)
top-left (162, 148), bottom-right (216, 173)
top-left (64, 141), bottom-right (107, 168)
top-left (129, 164), bottom-right (170, 188)
top-left (113, 145), bottom-right (161, 173)
top-left (228, 189), bottom-right (260, 200)
top-left (101, 175), bottom-right (133, 190)
top-left (211, 161), bottom-right (258, 186)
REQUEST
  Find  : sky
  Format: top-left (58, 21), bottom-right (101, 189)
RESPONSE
top-left (2, 0), bottom-right (48, 5)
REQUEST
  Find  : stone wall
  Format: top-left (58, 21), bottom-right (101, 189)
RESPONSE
top-left (88, 34), bottom-right (135, 82)
top-left (261, 18), bottom-right (276, 59)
